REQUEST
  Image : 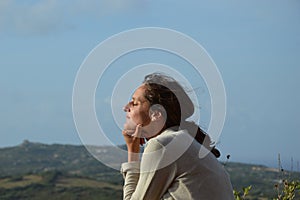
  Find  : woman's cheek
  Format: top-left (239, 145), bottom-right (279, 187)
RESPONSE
top-left (140, 112), bottom-right (151, 126)
top-left (124, 117), bottom-right (137, 130)
top-left (132, 111), bottom-right (147, 126)
top-left (132, 109), bottom-right (149, 126)
top-left (131, 114), bottom-right (142, 125)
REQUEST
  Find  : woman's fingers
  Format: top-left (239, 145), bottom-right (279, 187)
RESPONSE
top-left (122, 124), bottom-right (145, 149)
top-left (122, 125), bottom-right (143, 154)
top-left (123, 124), bottom-right (142, 138)
top-left (122, 129), bottom-right (135, 137)
top-left (132, 124), bottom-right (142, 138)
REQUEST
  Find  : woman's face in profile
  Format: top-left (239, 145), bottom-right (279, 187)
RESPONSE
top-left (123, 85), bottom-right (151, 131)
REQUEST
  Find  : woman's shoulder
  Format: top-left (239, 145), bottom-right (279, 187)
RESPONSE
top-left (145, 128), bottom-right (191, 153)
top-left (156, 128), bottom-right (185, 145)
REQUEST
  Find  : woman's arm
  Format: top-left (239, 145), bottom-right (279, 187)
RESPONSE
top-left (122, 125), bottom-right (144, 162)
top-left (121, 139), bottom-right (177, 200)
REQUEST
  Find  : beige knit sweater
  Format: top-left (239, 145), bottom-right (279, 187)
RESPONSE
top-left (121, 128), bottom-right (235, 200)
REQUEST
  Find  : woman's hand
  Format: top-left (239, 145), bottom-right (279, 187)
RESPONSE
top-left (122, 124), bottom-right (145, 162)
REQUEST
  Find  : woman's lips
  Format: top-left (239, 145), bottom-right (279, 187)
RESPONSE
top-left (124, 116), bottom-right (137, 130)
top-left (125, 116), bottom-right (131, 123)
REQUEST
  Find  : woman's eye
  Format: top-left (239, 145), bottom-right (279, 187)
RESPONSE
top-left (129, 101), bottom-right (138, 106)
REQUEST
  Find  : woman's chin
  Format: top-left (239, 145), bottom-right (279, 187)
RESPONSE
top-left (123, 123), bottom-right (136, 131)
top-left (123, 117), bottom-right (137, 129)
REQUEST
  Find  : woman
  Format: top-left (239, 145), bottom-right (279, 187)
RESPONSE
top-left (121, 73), bottom-right (234, 200)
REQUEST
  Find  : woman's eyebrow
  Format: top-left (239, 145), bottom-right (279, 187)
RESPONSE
top-left (132, 97), bottom-right (143, 102)
top-left (131, 97), bottom-right (139, 102)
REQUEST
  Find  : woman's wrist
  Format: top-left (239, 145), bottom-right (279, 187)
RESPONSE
top-left (127, 145), bottom-right (140, 162)
top-left (128, 152), bottom-right (140, 162)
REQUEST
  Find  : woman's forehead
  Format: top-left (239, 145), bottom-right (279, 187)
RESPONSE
top-left (132, 85), bottom-right (147, 100)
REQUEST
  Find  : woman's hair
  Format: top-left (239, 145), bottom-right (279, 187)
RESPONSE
top-left (143, 72), bottom-right (220, 158)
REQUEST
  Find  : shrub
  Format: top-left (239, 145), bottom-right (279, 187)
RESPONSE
top-left (234, 185), bottom-right (251, 200)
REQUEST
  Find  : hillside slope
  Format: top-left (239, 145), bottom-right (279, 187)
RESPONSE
top-left (0, 141), bottom-right (299, 199)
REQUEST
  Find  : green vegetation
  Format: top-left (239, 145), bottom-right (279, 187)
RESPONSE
top-left (225, 162), bottom-right (300, 199)
top-left (274, 179), bottom-right (300, 200)
top-left (233, 180), bottom-right (300, 200)
top-left (0, 141), bottom-right (299, 199)
top-left (234, 185), bottom-right (252, 200)
top-left (0, 171), bottom-right (122, 200)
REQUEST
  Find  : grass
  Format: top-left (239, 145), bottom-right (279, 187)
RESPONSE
top-left (0, 174), bottom-right (42, 189)
top-left (56, 177), bottom-right (122, 190)
top-left (0, 173), bottom-right (123, 200)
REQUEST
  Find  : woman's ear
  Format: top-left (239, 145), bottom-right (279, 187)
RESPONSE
top-left (149, 104), bottom-right (166, 122)
top-left (149, 104), bottom-right (167, 121)
top-left (150, 110), bottom-right (162, 121)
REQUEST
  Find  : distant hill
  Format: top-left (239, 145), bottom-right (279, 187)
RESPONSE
top-left (0, 141), bottom-right (299, 199)
top-left (0, 140), bottom-right (123, 181)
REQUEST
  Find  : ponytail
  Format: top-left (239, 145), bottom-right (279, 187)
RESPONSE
top-left (181, 121), bottom-right (220, 158)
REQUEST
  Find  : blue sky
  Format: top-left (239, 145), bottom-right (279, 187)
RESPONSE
top-left (1, 0), bottom-right (299, 168)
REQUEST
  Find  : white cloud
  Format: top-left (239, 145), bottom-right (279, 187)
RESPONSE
top-left (0, 0), bottom-right (13, 29)
top-left (70, 0), bottom-right (132, 16)
top-left (15, 0), bottom-right (66, 34)
top-left (0, 0), bottom-right (66, 34)
top-left (0, 0), bottom-right (142, 35)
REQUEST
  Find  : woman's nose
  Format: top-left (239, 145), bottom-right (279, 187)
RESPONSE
top-left (123, 103), bottom-right (130, 112)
